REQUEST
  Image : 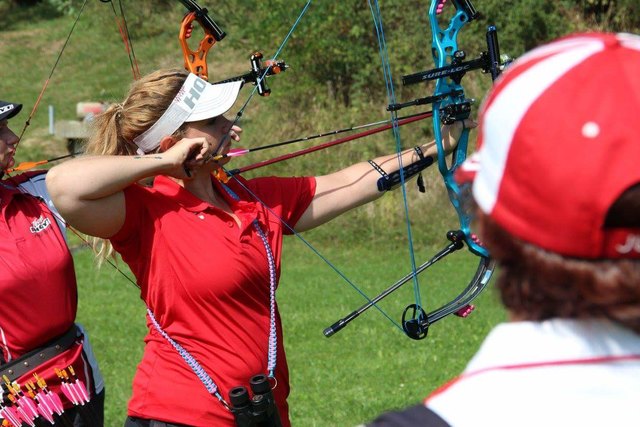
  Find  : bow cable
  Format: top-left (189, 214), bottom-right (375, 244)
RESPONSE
top-left (101, 0), bottom-right (141, 80)
top-left (368, 0), bottom-right (424, 320)
top-left (17, 0), bottom-right (89, 143)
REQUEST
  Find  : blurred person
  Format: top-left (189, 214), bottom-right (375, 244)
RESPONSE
top-left (366, 31), bottom-right (640, 427)
top-left (0, 100), bottom-right (105, 426)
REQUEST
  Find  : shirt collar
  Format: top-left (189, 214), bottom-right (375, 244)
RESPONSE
top-left (464, 319), bottom-right (640, 373)
top-left (152, 175), bottom-right (256, 217)
top-left (152, 175), bottom-right (211, 212)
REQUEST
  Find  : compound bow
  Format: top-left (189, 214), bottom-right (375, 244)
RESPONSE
top-left (323, 0), bottom-right (506, 339)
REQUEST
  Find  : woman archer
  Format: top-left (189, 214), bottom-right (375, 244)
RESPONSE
top-left (45, 68), bottom-right (469, 427)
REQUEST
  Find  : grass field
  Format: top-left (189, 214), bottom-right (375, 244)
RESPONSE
top-left (73, 232), bottom-right (505, 426)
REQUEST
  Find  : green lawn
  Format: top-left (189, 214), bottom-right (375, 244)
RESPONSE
top-left (74, 233), bottom-right (505, 426)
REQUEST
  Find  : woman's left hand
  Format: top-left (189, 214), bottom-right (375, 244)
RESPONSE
top-left (440, 118), bottom-right (477, 154)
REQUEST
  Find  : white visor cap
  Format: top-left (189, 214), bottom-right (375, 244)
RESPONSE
top-left (133, 73), bottom-right (242, 154)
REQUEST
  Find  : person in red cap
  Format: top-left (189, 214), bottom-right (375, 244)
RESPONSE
top-left (45, 68), bottom-right (469, 427)
top-left (0, 100), bottom-right (105, 426)
top-left (365, 31), bottom-right (640, 427)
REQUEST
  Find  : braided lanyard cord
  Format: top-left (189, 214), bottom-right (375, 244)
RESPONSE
top-left (147, 180), bottom-right (278, 411)
top-left (253, 221), bottom-right (279, 377)
top-left (146, 308), bottom-right (230, 409)
top-left (223, 182), bottom-right (278, 377)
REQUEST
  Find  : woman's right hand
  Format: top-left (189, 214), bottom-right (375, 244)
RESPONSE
top-left (162, 136), bottom-right (212, 179)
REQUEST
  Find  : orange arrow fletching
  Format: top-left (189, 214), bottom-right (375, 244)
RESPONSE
top-left (5, 160), bottom-right (48, 173)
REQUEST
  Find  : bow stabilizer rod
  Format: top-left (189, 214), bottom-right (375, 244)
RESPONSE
top-left (323, 230), bottom-right (466, 338)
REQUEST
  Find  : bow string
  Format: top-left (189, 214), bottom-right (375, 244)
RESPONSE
top-left (398, 0), bottom-right (501, 339)
top-left (198, 0), bottom-right (503, 340)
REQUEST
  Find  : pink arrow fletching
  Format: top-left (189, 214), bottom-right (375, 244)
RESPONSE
top-left (226, 148), bottom-right (248, 157)
top-left (17, 396), bottom-right (38, 420)
top-left (60, 383), bottom-right (78, 405)
top-left (72, 380), bottom-right (90, 403)
top-left (1, 406), bottom-right (23, 427)
top-left (46, 390), bottom-right (65, 414)
top-left (36, 401), bottom-right (55, 423)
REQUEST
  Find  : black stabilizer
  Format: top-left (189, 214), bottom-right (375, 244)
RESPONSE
top-left (485, 26), bottom-right (501, 81)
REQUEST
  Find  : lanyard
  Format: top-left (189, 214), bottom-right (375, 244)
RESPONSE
top-left (147, 180), bottom-right (278, 410)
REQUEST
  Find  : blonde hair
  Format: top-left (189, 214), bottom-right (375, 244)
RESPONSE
top-left (85, 68), bottom-right (189, 156)
top-left (86, 69), bottom-right (189, 263)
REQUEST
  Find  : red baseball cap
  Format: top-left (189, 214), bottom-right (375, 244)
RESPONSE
top-left (457, 32), bottom-right (640, 259)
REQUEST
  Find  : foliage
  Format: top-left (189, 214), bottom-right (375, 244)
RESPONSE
top-left (578, 0), bottom-right (640, 30)
top-left (0, 0), bottom-right (62, 28)
top-left (211, 0), bottom-right (639, 114)
top-left (216, 0), bottom-right (431, 108)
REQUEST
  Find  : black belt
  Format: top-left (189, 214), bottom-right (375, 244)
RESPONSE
top-left (0, 324), bottom-right (80, 383)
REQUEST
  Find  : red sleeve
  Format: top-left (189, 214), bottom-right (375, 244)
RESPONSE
top-left (109, 183), bottom-right (151, 257)
top-left (242, 176), bottom-right (316, 234)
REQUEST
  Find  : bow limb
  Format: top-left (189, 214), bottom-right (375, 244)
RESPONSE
top-left (429, 0), bottom-right (486, 255)
top-left (177, 0), bottom-right (226, 79)
top-left (403, 0), bottom-right (497, 337)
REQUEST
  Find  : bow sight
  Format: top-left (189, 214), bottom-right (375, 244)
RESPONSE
top-left (402, 26), bottom-right (505, 86)
top-left (389, 26), bottom-right (507, 115)
top-left (213, 52), bottom-right (289, 97)
top-left (177, 0), bottom-right (289, 96)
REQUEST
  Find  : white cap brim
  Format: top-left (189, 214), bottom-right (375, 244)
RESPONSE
top-left (133, 74), bottom-right (242, 154)
top-left (185, 78), bottom-right (242, 122)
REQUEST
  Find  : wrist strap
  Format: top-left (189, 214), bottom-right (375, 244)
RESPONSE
top-left (368, 159), bottom-right (389, 180)
top-left (414, 146), bottom-right (426, 193)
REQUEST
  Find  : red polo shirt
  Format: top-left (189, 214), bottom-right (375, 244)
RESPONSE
top-left (0, 174), bottom-right (95, 408)
top-left (111, 174), bottom-right (316, 427)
